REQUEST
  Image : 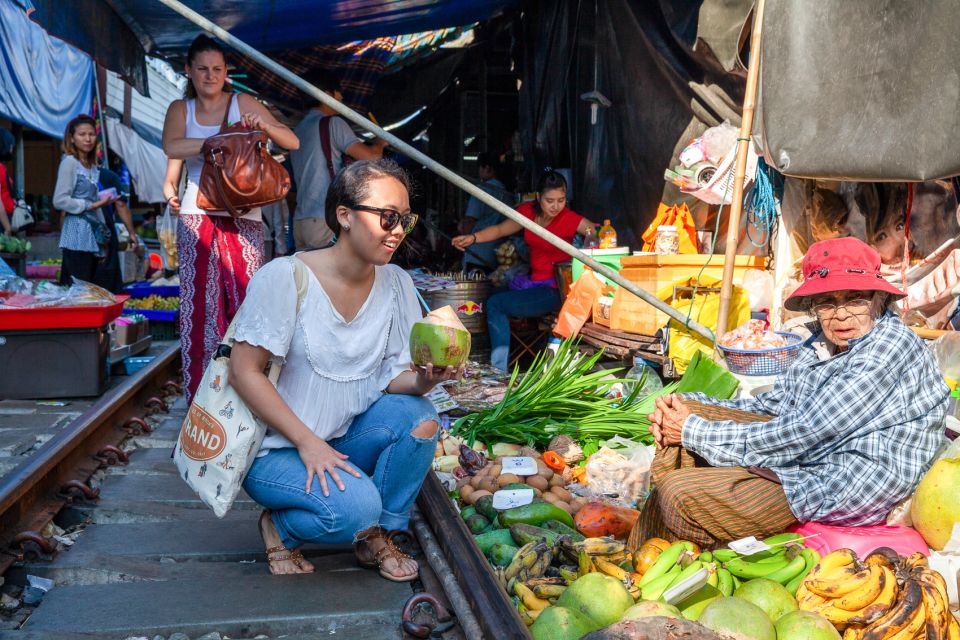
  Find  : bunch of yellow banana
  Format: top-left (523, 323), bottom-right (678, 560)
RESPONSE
top-left (502, 540), bottom-right (553, 585)
top-left (798, 547), bottom-right (959, 640)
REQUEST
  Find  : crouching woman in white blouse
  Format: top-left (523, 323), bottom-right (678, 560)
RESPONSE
top-left (228, 159), bottom-right (461, 580)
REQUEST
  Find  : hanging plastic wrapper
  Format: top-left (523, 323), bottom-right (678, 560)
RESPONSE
top-left (157, 206), bottom-right (179, 271)
top-left (664, 122), bottom-right (759, 205)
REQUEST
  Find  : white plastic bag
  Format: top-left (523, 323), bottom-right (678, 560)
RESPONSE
top-left (157, 206), bottom-right (179, 270)
top-left (585, 437), bottom-right (654, 505)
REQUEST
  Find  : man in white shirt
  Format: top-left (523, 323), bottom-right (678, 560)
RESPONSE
top-left (290, 69), bottom-right (388, 250)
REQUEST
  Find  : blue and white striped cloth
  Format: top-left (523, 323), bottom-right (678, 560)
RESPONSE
top-left (682, 311), bottom-right (949, 526)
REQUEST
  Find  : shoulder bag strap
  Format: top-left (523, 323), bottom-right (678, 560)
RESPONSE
top-left (264, 256), bottom-right (310, 384)
top-left (219, 256), bottom-right (310, 384)
top-left (219, 94), bottom-right (233, 132)
top-left (318, 116), bottom-right (336, 182)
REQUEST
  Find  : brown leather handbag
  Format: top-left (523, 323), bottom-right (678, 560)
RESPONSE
top-left (197, 103), bottom-right (291, 217)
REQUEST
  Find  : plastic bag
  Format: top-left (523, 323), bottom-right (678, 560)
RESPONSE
top-left (584, 437), bottom-right (654, 506)
top-left (157, 206), bottom-right (179, 270)
top-left (554, 269), bottom-right (603, 339)
top-left (641, 203), bottom-right (698, 254)
top-left (659, 276), bottom-right (751, 374)
top-left (741, 269), bottom-right (773, 312)
top-left (930, 333), bottom-right (960, 381)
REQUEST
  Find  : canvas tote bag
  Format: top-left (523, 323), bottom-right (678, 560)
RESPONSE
top-left (173, 256), bottom-right (309, 517)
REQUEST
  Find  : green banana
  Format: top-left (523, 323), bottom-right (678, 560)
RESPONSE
top-left (717, 567), bottom-right (734, 596)
top-left (706, 563), bottom-right (719, 588)
top-left (712, 548), bottom-right (739, 563)
top-left (763, 552), bottom-right (807, 585)
top-left (724, 555), bottom-right (790, 580)
top-left (637, 541), bottom-right (692, 588)
top-left (558, 567), bottom-right (579, 584)
top-left (640, 564), bottom-right (685, 601)
top-left (698, 551), bottom-right (714, 563)
top-left (784, 548), bottom-right (819, 595)
top-left (762, 532), bottom-right (804, 546)
top-left (731, 575), bottom-right (742, 590)
top-left (666, 560), bottom-right (704, 590)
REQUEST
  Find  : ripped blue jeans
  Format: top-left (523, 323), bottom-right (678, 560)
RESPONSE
top-left (243, 393), bottom-right (439, 549)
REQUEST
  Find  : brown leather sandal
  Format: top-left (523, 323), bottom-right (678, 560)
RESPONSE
top-left (354, 526), bottom-right (419, 583)
top-left (259, 510), bottom-right (308, 574)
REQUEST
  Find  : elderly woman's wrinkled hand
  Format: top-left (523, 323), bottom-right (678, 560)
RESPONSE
top-left (648, 394), bottom-right (692, 449)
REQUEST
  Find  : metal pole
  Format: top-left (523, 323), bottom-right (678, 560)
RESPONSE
top-left (715, 0), bottom-right (765, 338)
top-left (154, 0), bottom-right (715, 343)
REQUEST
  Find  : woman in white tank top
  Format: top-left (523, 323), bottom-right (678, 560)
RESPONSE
top-left (161, 35), bottom-right (299, 403)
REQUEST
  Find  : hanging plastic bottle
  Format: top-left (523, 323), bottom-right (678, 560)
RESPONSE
top-left (623, 357), bottom-right (663, 400)
top-left (598, 219), bottom-right (618, 249)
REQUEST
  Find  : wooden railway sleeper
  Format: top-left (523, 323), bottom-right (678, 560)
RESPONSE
top-left (58, 479), bottom-right (101, 502)
top-left (94, 445), bottom-right (129, 466)
top-left (401, 592), bottom-right (455, 639)
top-left (122, 416), bottom-right (153, 436)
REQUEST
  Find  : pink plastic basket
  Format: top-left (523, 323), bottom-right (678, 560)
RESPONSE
top-left (789, 521), bottom-right (928, 558)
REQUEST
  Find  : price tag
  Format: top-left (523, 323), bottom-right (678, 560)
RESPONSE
top-left (499, 456), bottom-right (538, 476)
top-left (492, 489), bottom-right (535, 510)
top-left (728, 536), bottom-right (771, 556)
top-left (425, 385), bottom-right (459, 413)
top-left (663, 567), bottom-right (710, 604)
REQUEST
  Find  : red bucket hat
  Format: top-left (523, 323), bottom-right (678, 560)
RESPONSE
top-left (784, 237), bottom-right (905, 312)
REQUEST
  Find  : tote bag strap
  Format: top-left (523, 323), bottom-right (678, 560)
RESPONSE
top-left (218, 255), bottom-right (310, 385)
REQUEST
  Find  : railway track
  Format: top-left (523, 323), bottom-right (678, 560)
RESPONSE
top-left (0, 343), bottom-right (529, 639)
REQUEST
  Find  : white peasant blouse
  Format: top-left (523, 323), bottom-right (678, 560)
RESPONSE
top-left (231, 258), bottom-right (422, 453)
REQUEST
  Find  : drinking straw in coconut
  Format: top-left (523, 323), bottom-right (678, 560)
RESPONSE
top-left (414, 288), bottom-right (432, 314)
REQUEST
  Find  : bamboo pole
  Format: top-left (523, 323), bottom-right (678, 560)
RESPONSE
top-left (154, 0), bottom-right (717, 343)
top-left (715, 0), bottom-right (766, 338)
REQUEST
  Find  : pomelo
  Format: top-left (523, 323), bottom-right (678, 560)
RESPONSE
top-left (732, 578), bottom-right (798, 622)
top-left (676, 584), bottom-right (722, 621)
top-left (530, 606), bottom-right (594, 640)
top-left (556, 572), bottom-right (634, 630)
top-left (774, 610), bottom-right (841, 640)
top-left (621, 600), bottom-right (682, 621)
top-left (409, 305), bottom-right (471, 368)
top-left (698, 597), bottom-right (776, 640)
top-left (910, 456), bottom-right (960, 550)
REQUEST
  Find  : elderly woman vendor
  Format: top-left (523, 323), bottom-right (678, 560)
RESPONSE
top-left (637, 237), bottom-right (949, 547)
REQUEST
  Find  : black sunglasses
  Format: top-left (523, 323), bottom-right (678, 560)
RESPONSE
top-left (349, 205), bottom-right (419, 234)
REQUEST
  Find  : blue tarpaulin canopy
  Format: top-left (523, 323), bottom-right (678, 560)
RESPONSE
top-left (0, 0), bottom-right (94, 138)
top-left (31, 1), bottom-right (518, 56)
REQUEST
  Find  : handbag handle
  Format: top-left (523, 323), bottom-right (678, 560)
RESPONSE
top-left (209, 142), bottom-right (268, 198)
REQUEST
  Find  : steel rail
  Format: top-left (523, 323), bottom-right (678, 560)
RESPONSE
top-left (0, 344), bottom-right (181, 573)
top-left (417, 472), bottom-right (532, 639)
top-left (153, 0), bottom-right (716, 343)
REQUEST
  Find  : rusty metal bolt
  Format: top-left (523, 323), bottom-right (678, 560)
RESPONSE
top-left (122, 416), bottom-right (153, 436)
top-left (94, 445), bottom-right (129, 466)
top-left (144, 397), bottom-right (169, 415)
top-left (13, 531), bottom-right (56, 561)
top-left (59, 479), bottom-right (101, 502)
top-left (400, 592), bottom-right (454, 638)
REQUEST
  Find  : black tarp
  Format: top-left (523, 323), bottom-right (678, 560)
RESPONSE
top-left (514, 0), bottom-right (752, 246)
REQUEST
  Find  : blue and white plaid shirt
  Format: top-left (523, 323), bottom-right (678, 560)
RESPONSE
top-left (682, 312), bottom-right (949, 526)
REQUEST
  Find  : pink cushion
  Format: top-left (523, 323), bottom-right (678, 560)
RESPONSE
top-left (788, 522), bottom-right (929, 558)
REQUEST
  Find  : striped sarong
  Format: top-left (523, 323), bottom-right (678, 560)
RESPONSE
top-left (629, 445), bottom-right (798, 550)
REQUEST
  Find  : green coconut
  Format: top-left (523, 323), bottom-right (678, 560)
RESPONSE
top-left (409, 305), bottom-right (471, 368)
top-left (698, 597), bottom-right (776, 640)
top-left (732, 578), bottom-right (798, 623)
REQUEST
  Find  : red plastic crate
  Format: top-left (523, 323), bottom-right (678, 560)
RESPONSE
top-left (0, 295), bottom-right (129, 330)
